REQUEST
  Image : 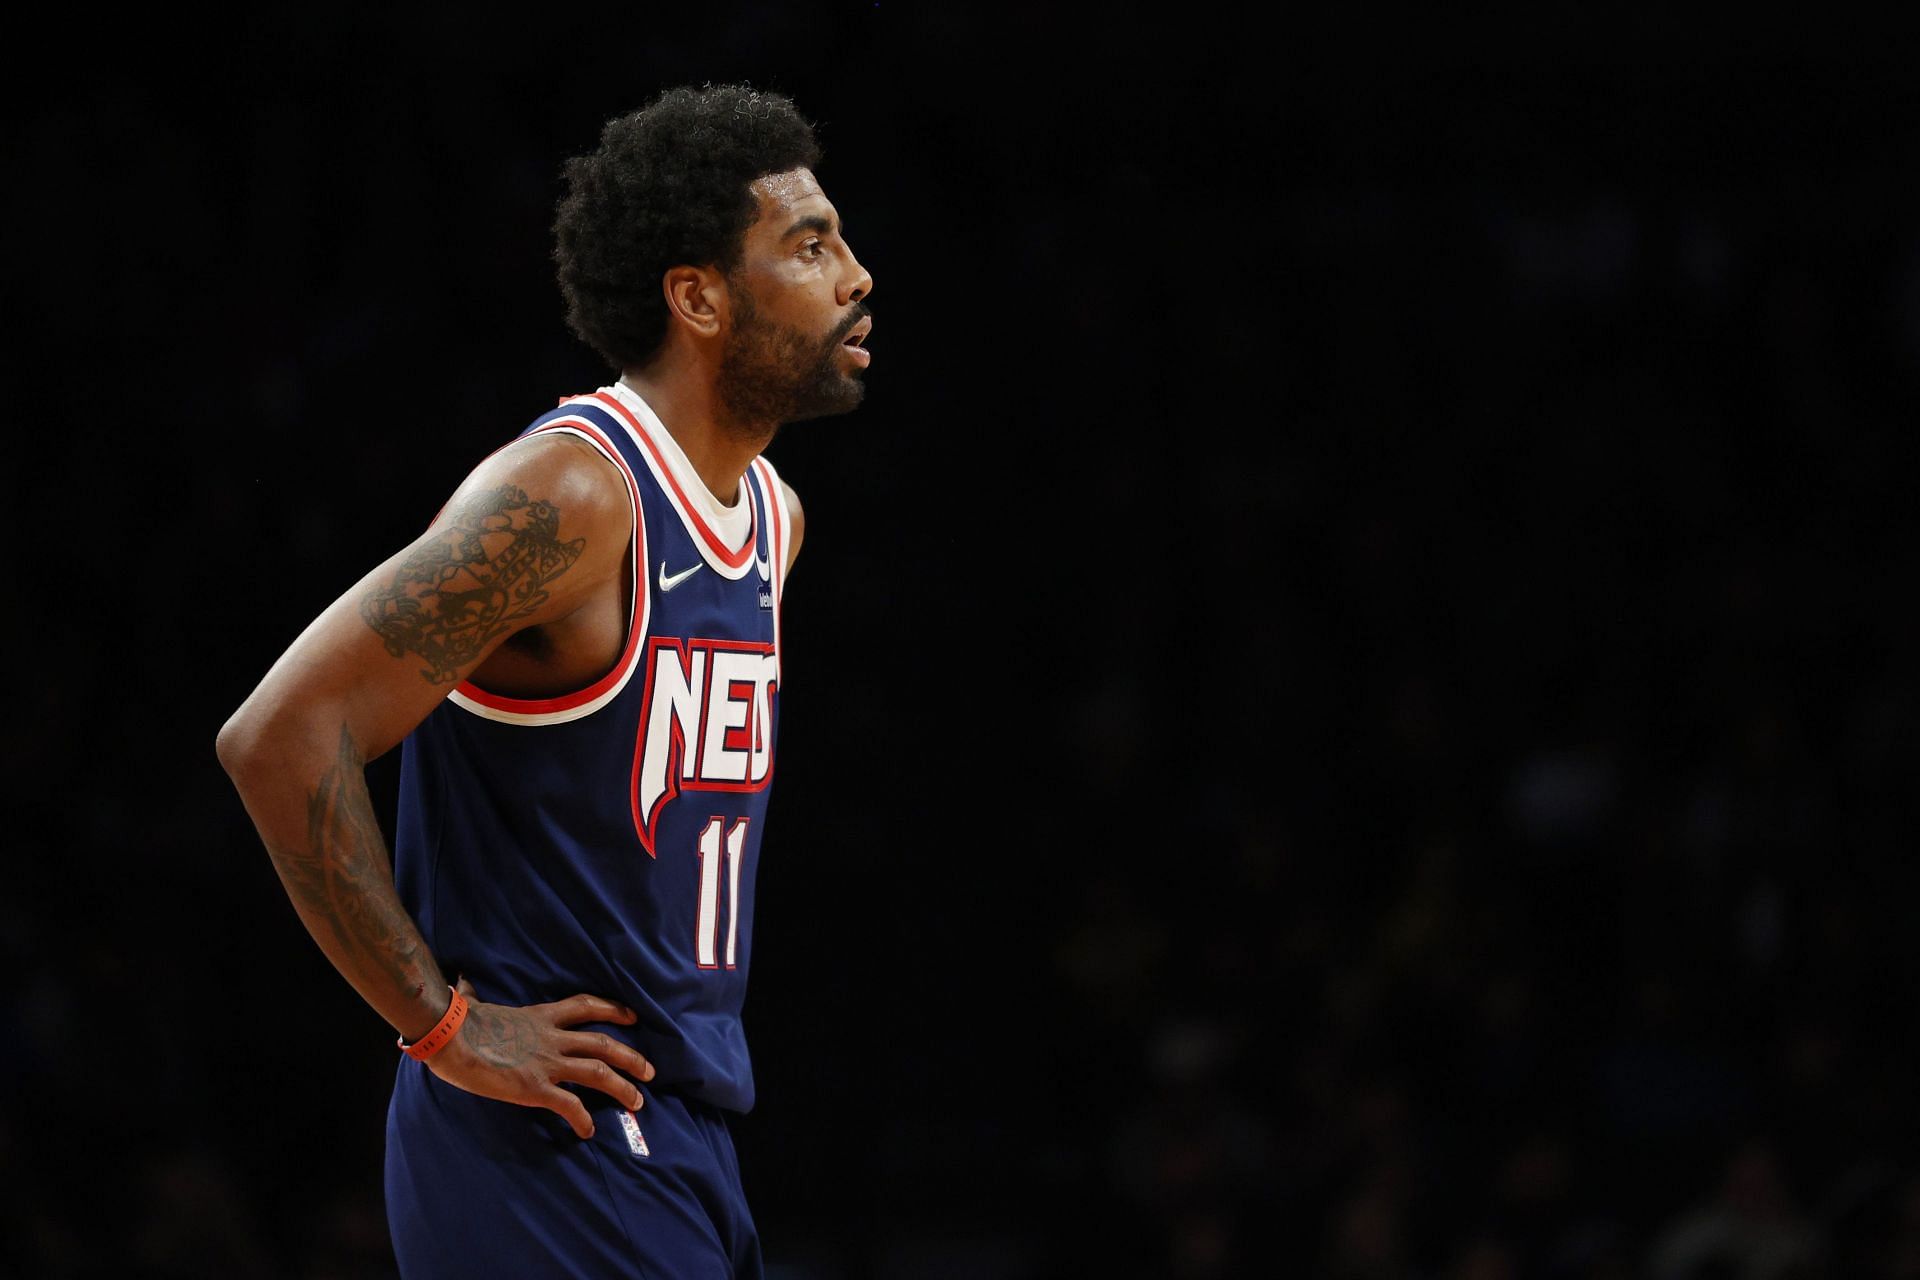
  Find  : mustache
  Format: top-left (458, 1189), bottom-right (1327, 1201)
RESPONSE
top-left (827, 302), bottom-right (872, 346)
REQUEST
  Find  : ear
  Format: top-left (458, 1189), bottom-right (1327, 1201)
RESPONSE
top-left (661, 265), bottom-right (728, 340)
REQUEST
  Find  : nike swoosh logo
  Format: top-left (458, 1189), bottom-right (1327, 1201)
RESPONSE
top-left (657, 561), bottom-right (703, 593)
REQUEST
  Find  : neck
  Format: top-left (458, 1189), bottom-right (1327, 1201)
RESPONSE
top-left (619, 367), bottom-right (772, 509)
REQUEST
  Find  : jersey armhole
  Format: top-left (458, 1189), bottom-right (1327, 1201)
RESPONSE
top-left (446, 422), bottom-right (650, 727)
top-left (751, 456), bottom-right (788, 685)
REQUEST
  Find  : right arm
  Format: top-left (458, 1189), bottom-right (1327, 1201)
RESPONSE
top-left (217, 434), bottom-right (653, 1138)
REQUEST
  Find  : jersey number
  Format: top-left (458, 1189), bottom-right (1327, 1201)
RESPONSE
top-left (695, 817), bottom-right (747, 969)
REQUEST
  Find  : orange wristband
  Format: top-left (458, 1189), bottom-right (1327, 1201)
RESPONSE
top-left (397, 986), bottom-right (468, 1062)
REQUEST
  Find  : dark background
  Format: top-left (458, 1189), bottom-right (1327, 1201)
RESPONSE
top-left (6, 11), bottom-right (1919, 1278)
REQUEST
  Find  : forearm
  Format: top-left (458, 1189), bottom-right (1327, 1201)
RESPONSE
top-left (221, 714), bottom-right (447, 1041)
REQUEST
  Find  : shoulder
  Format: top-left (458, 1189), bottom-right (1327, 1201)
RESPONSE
top-left (415, 429), bottom-right (634, 614)
top-left (445, 430), bottom-right (633, 542)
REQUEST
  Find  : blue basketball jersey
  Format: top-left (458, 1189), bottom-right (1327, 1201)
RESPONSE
top-left (391, 382), bottom-right (790, 1113)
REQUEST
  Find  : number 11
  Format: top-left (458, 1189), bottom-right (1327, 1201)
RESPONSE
top-left (696, 816), bottom-right (747, 969)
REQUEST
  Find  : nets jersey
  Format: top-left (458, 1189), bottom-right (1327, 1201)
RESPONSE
top-left (392, 382), bottom-right (790, 1114)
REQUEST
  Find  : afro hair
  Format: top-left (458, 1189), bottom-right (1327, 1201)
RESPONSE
top-left (553, 84), bottom-right (822, 371)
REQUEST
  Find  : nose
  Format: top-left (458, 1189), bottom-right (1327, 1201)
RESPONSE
top-left (840, 249), bottom-right (873, 306)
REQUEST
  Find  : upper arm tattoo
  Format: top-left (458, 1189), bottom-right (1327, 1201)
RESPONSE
top-left (360, 485), bottom-right (585, 685)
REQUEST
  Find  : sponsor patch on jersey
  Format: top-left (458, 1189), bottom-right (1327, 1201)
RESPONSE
top-left (758, 585), bottom-right (773, 610)
top-left (618, 1109), bottom-right (650, 1157)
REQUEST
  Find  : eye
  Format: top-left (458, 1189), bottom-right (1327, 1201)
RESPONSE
top-left (801, 239), bottom-right (826, 259)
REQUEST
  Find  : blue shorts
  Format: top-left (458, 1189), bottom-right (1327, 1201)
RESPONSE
top-left (385, 1059), bottom-right (762, 1279)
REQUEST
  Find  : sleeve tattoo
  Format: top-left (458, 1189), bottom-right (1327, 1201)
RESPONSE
top-left (278, 724), bottom-right (435, 1002)
top-left (360, 485), bottom-right (585, 684)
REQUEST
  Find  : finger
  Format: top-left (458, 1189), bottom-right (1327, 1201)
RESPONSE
top-left (543, 994), bottom-right (638, 1028)
top-left (538, 1086), bottom-right (595, 1139)
top-left (552, 1057), bottom-right (647, 1112)
top-left (562, 1031), bottom-right (658, 1084)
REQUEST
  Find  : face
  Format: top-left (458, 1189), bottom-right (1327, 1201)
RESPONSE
top-left (716, 168), bottom-right (874, 433)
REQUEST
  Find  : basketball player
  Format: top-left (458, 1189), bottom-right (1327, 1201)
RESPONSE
top-left (216, 85), bottom-right (872, 1277)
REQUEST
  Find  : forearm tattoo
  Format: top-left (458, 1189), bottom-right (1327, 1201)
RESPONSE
top-left (360, 485), bottom-right (585, 685)
top-left (274, 725), bottom-right (440, 1005)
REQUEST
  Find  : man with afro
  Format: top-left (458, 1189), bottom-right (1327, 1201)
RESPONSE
top-left (219, 83), bottom-right (875, 1277)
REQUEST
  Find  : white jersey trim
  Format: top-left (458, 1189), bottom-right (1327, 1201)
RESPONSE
top-left (594, 383), bottom-right (759, 581)
top-left (446, 420), bottom-right (649, 727)
top-left (751, 455), bottom-right (788, 684)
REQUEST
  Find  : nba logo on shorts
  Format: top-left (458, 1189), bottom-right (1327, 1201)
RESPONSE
top-left (618, 1110), bottom-right (650, 1158)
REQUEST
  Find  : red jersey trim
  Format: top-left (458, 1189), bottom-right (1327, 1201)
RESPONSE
top-left (451, 417), bottom-right (649, 717)
top-left (750, 457), bottom-right (786, 682)
top-left (591, 391), bottom-right (758, 570)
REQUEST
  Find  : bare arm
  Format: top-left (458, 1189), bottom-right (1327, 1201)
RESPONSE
top-left (218, 435), bottom-right (653, 1137)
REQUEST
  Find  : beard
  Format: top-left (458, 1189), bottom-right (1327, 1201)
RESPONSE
top-left (716, 283), bottom-right (867, 439)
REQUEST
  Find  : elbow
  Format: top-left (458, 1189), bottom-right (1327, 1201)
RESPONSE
top-left (217, 693), bottom-right (347, 787)
top-left (215, 708), bottom-right (258, 780)
top-left (217, 698), bottom-right (287, 784)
